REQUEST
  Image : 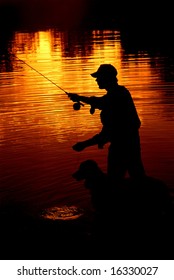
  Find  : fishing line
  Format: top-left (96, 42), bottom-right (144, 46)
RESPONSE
top-left (13, 54), bottom-right (85, 111)
top-left (13, 54), bottom-right (68, 94)
top-left (13, 54), bottom-right (83, 162)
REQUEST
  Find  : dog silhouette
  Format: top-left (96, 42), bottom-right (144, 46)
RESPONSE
top-left (72, 159), bottom-right (173, 258)
top-left (73, 159), bottom-right (113, 212)
top-left (73, 160), bottom-right (173, 237)
top-left (73, 159), bottom-right (171, 217)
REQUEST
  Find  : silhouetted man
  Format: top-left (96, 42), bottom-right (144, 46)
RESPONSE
top-left (68, 64), bottom-right (145, 183)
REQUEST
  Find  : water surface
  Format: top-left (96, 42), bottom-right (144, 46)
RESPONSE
top-left (0, 28), bottom-right (174, 213)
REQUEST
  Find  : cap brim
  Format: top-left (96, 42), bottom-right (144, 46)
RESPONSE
top-left (90, 72), bottom-right (98, 78)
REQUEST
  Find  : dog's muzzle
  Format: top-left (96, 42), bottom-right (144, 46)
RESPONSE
top-left (72, 170), bottom-right (84, 181)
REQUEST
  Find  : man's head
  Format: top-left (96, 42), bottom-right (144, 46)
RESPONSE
top-left (91, 64), bottom-right (117, 78)
top-left (91, 64), bottom-right (118, 89)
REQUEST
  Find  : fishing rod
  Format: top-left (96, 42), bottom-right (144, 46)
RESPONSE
top-left (13, 54), bottom-right (84, 111)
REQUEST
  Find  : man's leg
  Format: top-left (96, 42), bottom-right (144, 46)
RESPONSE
top-left (127, 132), bottom-right (146, 179)
top-left (107, 144), bottom-right (127, 184)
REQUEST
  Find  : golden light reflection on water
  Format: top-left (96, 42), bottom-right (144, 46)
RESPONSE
top-left (0, 29), bottom-right (174, 210)
top-left (2, 29), bottom-right (173, 146)
top-left (41, 205), bottom-right (84, 221)
top-left (11, 29), bottom-right (144, 141)
top-left (10, 30), bottom-right (125, 145)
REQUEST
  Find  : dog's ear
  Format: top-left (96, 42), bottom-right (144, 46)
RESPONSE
top-left (72, 159), bottom-right (101, 181)
top-left (72, 160), bottom-right (92, 181)
top-left (81, 160), bottom-right (99, 174)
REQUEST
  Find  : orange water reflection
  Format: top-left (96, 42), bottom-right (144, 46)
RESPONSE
top-left (0, 29), bottom-right (174, 210)
top-left (10, 30), bottom-right (172, 140)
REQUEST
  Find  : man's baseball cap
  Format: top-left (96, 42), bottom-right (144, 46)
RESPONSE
top-left (91, 64), bottom-right (117, 78)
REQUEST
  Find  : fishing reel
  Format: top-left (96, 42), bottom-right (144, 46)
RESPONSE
top-left (73, 102), bottom-right (84, 111)
top-left (73, 102), bottom-right (95, 115)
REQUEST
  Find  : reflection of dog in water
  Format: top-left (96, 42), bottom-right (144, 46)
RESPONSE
top-left (72, 159), bottom-right (173, 258)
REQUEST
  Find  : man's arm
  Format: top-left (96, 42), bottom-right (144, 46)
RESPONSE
top-left (72, 136), bottom-right (99, 152)
top-left (72, 128), bottom-right (110, 151)
top-left (68, 93), bottom-right (104, 110)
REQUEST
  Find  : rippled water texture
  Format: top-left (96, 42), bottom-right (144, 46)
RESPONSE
top-left (0, 29), bottom-right (174, 213)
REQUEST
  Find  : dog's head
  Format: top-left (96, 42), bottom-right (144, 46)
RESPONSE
top-left (72, 160), bottom-right (100, 181)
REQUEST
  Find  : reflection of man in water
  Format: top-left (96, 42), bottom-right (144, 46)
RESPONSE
top-left (68, 64), bottom-right (145, 183)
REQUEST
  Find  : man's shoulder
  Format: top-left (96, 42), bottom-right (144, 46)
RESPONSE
top-left (118, 85), bottom-right (130, 93)
top-left (117, 85), bottom-right (132, 100)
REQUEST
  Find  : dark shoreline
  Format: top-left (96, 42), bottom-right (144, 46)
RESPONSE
top-left (1, 197), bottom-right (174, 260)
top-left (0, 1), bottom-right (174, 36)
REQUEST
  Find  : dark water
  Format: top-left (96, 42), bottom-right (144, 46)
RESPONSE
top-left (0, 28), bottom-right (174, 215)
